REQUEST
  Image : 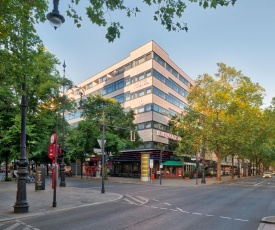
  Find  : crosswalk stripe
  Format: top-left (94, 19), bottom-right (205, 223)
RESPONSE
top-left (125, 195), bottom-right (147, 204)
top-left (4, 223), bottom-right (20, 230)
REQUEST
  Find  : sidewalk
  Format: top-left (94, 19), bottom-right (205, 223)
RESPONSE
top-left (0, 179), bottom-right (122, 223)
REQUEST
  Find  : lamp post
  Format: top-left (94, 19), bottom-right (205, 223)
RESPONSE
top-left (47, 0), bottom-right (65, 30)
top-left (14, 75), bottom-right (29, 213)
top-left (159, 148), bottom-right (163, 185)
top-left (191, 154), bottom-right (199, 185)
top-left (97, 109), bottom-right (106, 194)
top-left (59, 61), bottom-right (66, 187)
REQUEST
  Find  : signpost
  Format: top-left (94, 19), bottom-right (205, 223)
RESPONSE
top-left (150, 159), bottom-right (154, 184)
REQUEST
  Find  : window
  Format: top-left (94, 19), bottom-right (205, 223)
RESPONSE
top-left (136, 73), bottom-right (145, 81)
top-left (137, 90), bottom-right (145, 97)
top-left (153, 53), bottom-right (165, 67)
top-left (100, 75), bottom-right (107, 83)
top-left (145, 122), bottom-right (152, 128)
top-left (145, 104), bottom-right (152, 111)
top-left (145, 53), bottom-right (152, 61)
top-left (146, 87), bottom-right (152, 94)
top-left (138, 107), bottom-right (145, 113)
top-left (135, 56), bottom-right (145, 66)
top-left (138, 123), bottom-right (145, 130)
top-left (146, 69), bottom-right (152, 77)
top-left (113, 94), bottom-right (124, 103)
top-left (125, 76), bottom-right (131, 86)
top-left (125, 62), bottom-right (132, 71)
top-left (116, 67), bottom-right (124, 75)
top-left (87, 82), bottom-right (93, 89)
top-left (125, 92), bottom-right (131, 101)
top-left (179, 74), bottom-right (189, 86)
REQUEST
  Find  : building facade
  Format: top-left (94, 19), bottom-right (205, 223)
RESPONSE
top-left (67, 41), bottom-right (196, 179)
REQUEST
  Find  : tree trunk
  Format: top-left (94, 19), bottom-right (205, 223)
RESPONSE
top-left (80, 158), bottom-right (83, 179)
top-left (5, 152), bottom-right (8, 179)
top-left (217, 152), bottom-right (222, 181)
top-left (248, 158), bottom-right (252, 176)
top-left (231, 154), bottom-right (234, 179)
top-left (242, 158), bottom-right (247, 177)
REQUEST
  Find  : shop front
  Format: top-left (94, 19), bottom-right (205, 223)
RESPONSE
top-left (162, 160), bottom-right (183, 178)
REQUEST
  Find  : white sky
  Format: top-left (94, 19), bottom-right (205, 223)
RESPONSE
top-left (36, 0), bottom-right (275, 107)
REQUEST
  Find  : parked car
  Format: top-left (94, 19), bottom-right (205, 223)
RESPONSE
top-left (263, 172), bottom-right (272, 178)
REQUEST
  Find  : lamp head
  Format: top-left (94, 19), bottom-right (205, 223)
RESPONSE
top-left (47, 11), bottom-right (65, 30)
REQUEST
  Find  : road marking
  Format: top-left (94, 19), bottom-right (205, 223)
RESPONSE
top-left (205, 214), bottom-right (215, 217)
top-left (170, 209), bottom-right (178, 211)
top-left (193, 213), bottom-right (202, 215)
top-left (176, 208), bottom-right (190, 213)
top-left (125, 195), bottom-right (148, 205)
top-left (220, 216), bottom-right (231, 219)
top-left (235, 218), bottom-right (249, 222)
top-left (160, 207), bottom-right (168, 210)
top-left (124, 198), bottom-right (137, 205)
top-left (151, 206), bottom-right (159, 209)
top-left (4, 223), bottom-right (21, 230)
top-left (254, 180), bottom-right (269, 186)
top-left (22, 227), bottom-right (31, 230)
top-left (164, 203), bottom-right (171, 206)
top-left (152, 199), bottom-right (159, 202)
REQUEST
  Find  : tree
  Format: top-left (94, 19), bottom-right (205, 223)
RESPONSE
top-left (170, 63), bottom-right (265, 181)
top-left (67, 0), bottom-right (237, 42)
top-left (66, 95), bottom-right (142, 177)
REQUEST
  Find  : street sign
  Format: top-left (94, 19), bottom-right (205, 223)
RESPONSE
top-left (150, 159), bottom-right (154, 168)
top-left (160, 163), bottom-right (163, 169)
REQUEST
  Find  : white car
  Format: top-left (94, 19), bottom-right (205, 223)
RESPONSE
top-left (263, 172), bottom-right (272, 178)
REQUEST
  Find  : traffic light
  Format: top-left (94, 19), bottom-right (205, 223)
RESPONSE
top-left (130, 131), bottom-right (135, 141)
top-left (58, 148), bottom-right (64, 158)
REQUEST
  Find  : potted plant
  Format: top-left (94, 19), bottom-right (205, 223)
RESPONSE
top-left (184, 172), bottom-right (191, 180)
top-left (205, 171), bottom-right (212, 178)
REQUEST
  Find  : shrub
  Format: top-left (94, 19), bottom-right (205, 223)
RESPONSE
top-left (184, 172), bottom-right (191, 178)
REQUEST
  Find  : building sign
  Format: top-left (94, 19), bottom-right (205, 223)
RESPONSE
top-left (136, 79), bottom-right (149, 88)
top-left (156, 130), bottom-right (182, 141)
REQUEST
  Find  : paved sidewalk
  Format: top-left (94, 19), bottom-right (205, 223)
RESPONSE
top-left (0, 179), bottom-right (122, 223)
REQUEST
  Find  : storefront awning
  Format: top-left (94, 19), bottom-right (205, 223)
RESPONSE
top-left (162, 161), bottom-right (183, 166)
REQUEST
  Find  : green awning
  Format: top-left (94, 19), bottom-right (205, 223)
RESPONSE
top-left (162, 161), bottom-right (183, 166)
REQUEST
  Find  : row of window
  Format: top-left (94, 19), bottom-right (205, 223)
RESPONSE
top-left (133, 103), bottom-right (178, 117)
top-left (153, 70), bottom-right (188, 98)
top-left (153, 87), bottom-right (188, 110)
top-left (137, 121), bottom-right (170, 132)
top-left (153, 52), bottom-right (189, 86)
top-left (137, 142), bottom-right (170, 151)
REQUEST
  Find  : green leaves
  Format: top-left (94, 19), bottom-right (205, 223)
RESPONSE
top-left (66, 0), bottom-right (236, 42)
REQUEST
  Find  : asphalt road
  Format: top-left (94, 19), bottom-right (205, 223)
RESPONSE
top-left (1, 176), bottom-right (275, 230)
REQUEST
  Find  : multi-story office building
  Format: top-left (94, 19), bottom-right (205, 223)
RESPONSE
top-left (67, 41), bottom-right (195, 178)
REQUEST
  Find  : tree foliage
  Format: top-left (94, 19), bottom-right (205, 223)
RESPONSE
top-left (170, 63), bottom-right (268, 180)
top-left (67, 0), bottom-right (237, 42)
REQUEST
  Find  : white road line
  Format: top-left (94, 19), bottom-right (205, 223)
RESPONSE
top-left (164, 203), bottom-right (171, 206)
top-left (152, 199), bottom-right (159, 202)
top-left (4, 223), bottom-right (21, 230)
top-left (220, 216), bottom-right (231, 219)
top-left (193, 213), bottom-right (202, 215)
top-left (136, 196), bottom-right (148, 202)
top-left (151, 206), bottom-right (159, 209)
top-left (254, 180), bottom-right (268, 186)
top-left (235, 218), bottom-right (249, 222)
top-left (160, 207), bottom-right (168, 210)
top-left (124, 198), bottom-right (137, 205)
top-left (22, 227), bottom-right (30, 230)
top-left (205, 214), bottom-right (215, 217)
top-left (176, 208), bottom-right (190, 213)
top-left (125, 195), bottom-right (147, 204)
top-left (170, 209), bottom-right (178, 211)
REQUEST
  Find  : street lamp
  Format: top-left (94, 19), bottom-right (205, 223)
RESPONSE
top-left (191, 154), bottom-right (199, 185)
top-left (47, 0), bottom-right (65, 30)
top-left (59, 61), bottom-right (66, 187)
top-left (97, 110), bottom-right (106, 193)
top-left (14, 75), bottom-right (29, 213)
top-left (97, 107), bottom-right (106, 194)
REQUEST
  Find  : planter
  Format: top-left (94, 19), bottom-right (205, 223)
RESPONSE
top-left (184, 177), bottom-right (190, 180)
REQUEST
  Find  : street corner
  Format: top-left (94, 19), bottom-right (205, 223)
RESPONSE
top-left (262, 216), bottom-right (275, 224)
